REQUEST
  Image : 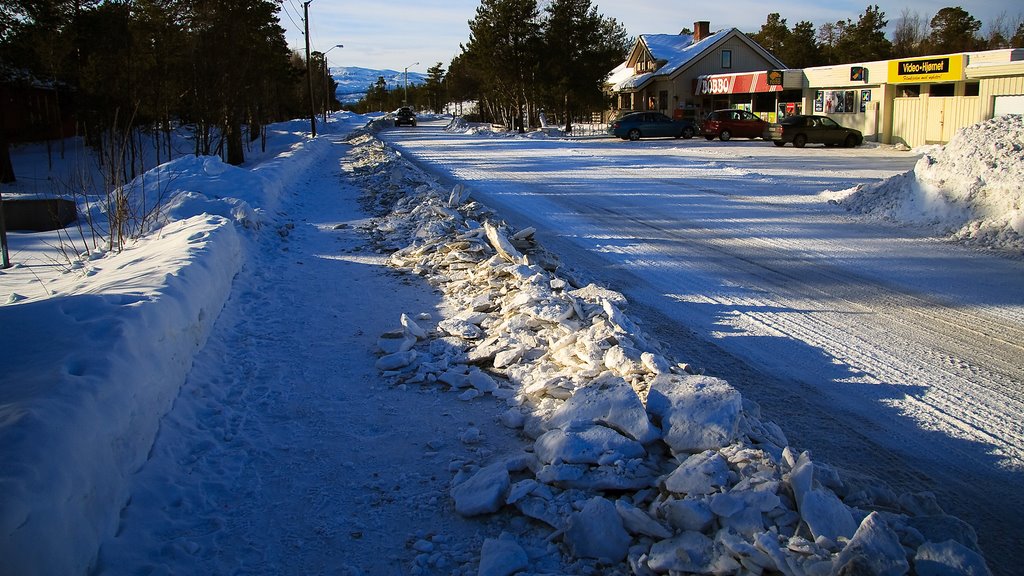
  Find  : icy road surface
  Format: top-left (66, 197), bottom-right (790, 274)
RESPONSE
top-left (381, 120), bottom-right (1024, 573)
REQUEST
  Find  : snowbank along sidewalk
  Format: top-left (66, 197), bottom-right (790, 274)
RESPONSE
top-left (0, 121), bottom-right (339, 574)
top-left (347, 119), bottom-right (994, 575)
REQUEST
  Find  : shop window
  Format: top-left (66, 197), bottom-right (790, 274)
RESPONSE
top-left (965, 82), bottom-right (980, 97)
top-left (899, 85), bottom-right (920, 98)
top-left (722, 49), bottom-right (732, 69)
top-left (930, 83), bottom-right (955, 97)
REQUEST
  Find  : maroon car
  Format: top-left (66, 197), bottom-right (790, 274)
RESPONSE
top-left (701, 109), bottom-right (768, 141)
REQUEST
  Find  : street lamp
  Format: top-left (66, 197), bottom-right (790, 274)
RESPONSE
top-left (323, 44), bottom-right (343, 122)
top-left (404, 62), bottom-right (418, 106)
top-left (303, 0), bottom-right (316, 137)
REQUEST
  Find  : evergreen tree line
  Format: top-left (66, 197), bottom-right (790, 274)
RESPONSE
top-left (751, 5), bottom-right (1024, 69)
top-left (0, 0), bottom-right (331, 175)
top-left (355, 0), bottom-right (632, 134)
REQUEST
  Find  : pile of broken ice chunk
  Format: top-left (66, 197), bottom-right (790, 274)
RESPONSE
top-left (346, 130), bottom-right (991, 576)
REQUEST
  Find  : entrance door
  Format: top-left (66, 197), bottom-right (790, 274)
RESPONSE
top-left (926, 98), bottom-right (946, 143)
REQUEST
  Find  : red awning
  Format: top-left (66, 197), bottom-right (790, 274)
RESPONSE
top-left (694, 72), bottom-right (782, 96)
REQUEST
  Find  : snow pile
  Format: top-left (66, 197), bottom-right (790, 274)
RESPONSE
top-left (837, 115), bottom-right (1024, 252)
top-left (345, 133), bottom-right (993, 575)
top-left (0, 119), bottom-right (346, 575)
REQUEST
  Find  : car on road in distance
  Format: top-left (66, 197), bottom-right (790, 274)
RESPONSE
top-left (394, 107), bottom-right (417, 127)
top-left (609, 112), bottom-right (696, 141)
top-left (767, 114), bottom-right (864, 148)
top-left (701, 109), bottom-right (768, 141)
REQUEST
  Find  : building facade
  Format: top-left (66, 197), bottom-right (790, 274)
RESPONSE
top-left (606, 28), bottom-right (1024, 147)
top-left (605, 21), bottom-right (786, 123)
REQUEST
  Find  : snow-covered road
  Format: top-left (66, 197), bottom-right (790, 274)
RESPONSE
top-left (381, 121), bottom-right (1024, 573)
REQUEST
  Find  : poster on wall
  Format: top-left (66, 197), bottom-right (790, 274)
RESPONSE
top-left (860, 90), bottom-right (871, 112)
top-left (817, 90), bottom-right (859, 113)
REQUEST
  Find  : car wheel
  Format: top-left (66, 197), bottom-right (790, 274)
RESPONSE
top-left (793, 134), bottom-right (807, 148)
top-left (628, 129), bottom-right (641, 141)
top-left (845, 134), bottom-right (858, 148)
top-left (773, 140), bottom-right (786, 147)
top-left (719, 130), bottom-right (731, 141)
top-left (682, 127), bottom-right (694, 139)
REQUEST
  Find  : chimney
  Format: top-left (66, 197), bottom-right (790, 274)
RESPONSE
top-left (693, 21), bottom-right (710, 41)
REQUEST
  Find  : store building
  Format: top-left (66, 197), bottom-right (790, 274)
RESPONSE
top-left (605, 21), bottom-right (785, 123)
top-left (802, 48), bottom-right (1024, 146)
top-left (606, 24), bottom-right (1022, 148)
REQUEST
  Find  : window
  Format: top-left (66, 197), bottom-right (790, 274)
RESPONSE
top-left (899, 85), bottom-right (920, 98)
top-left (930, 83), bottom-right (955, 97)
top-left (721, 49), bottom-right (732, 69)
top-left (965, 82), bottom-right (980, 97)
top-left (659, 90), bottom-right (668, 110)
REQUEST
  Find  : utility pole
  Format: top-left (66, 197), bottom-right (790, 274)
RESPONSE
top-left (304, 0), bottom-right (316, 137)
top-left (0, 189), bottom-right (10, 269)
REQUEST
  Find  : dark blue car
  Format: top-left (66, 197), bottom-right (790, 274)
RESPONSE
top-left (609, 112), bottom-right (696, 141)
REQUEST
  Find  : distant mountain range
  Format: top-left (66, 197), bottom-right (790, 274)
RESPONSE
top-left (331, 66), bottom-right (428, 104)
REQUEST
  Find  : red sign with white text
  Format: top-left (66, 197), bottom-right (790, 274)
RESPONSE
top-left (694, 72), bottom-right (782, 95)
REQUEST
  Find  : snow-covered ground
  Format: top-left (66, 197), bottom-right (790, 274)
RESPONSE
top-left (1, 112), bottom-right (1019, 575)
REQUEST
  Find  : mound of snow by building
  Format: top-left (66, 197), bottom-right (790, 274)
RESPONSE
top-left (345, 128), bottom-right (993, 576)
top-left (834, 114), bottom-right (1024, 253)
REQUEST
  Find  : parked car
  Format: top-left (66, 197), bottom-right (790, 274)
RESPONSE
top-left (609, 112), bottom-right (696, 141)
top-left (767, 115), bottom-right (863, 148)
top-left (701, 109), bottom-right (768, 141)
top-left (394, 107), bottom-right (417, 127)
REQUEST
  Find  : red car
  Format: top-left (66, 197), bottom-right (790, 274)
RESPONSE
top-left (701, 109), bottom-right (768, 141)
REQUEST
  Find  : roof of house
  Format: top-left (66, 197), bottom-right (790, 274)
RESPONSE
top-left (609, 28), bottom-right (784, 92)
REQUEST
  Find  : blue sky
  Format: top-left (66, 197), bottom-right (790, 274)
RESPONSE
top-left (280, 1), bottom-right (1023, 73)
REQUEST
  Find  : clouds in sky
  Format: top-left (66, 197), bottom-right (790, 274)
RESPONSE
top-left (281, 1), bottom-right (1023, 72)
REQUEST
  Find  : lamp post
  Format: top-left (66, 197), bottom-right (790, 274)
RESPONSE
top-left (303, 0), bottom-right (316, 137)
top-left (323, 44), bottom-right (343, 122)
top-left (404, 62), bottom-right (418, 106)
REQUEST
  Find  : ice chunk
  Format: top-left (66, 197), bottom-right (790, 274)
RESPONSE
top-left (451, 462), bottom-right (510, 517)
top-left (563, 497), bottom-right (630, 563)
top-left (646, 374), bottom-right (742, 454)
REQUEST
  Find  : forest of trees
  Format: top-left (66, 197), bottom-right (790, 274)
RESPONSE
top-left (354, 0), bottom-right (631, 133)
top-left (752, 5), bottom-right (1023, 69)
top-left (0, 0), bottom-right (335, 182)
top-left (4, 0), bottom-right (1023, 179)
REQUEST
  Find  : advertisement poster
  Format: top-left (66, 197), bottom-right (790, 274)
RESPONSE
top-left (817, 90), bottom-right (859, 113)
top-left (860, 90), bottom-right (871, 112)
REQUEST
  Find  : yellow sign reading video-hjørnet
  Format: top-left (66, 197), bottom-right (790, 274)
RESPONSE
top-left (888, 55), bottom-right (964, 83)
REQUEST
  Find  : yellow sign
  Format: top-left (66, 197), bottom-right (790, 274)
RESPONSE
top-left (888, 55), bottom-right (964, 83)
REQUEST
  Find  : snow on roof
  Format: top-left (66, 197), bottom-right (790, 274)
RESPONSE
top-left (612, 30), bottom-right (727, 91)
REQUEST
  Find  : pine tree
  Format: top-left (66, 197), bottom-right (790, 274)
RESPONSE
top-left (927, 6), bottom-right (984, 53)
top-left (540, 0), bottom-right (628, 133)
top-left (836, 5), bottom-right (891, 63)
top-left (751, 13), bottom-right (790, 60)
top-left (781, 21), bottom-right (821, 69)
top-left (424, 63), bottom-right (446, 113)
top-left (462, 0), bottom-right (541, 129)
